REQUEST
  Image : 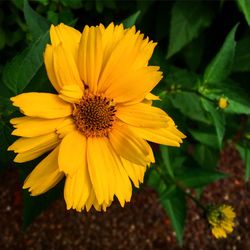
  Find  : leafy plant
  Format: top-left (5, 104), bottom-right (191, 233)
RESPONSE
top-left (0, 0), bottom-right (249, 245)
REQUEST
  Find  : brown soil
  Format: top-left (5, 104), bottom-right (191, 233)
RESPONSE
top-left (0, 144), bottom-right (249, 250)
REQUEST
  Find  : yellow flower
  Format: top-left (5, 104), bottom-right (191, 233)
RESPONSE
top-left (207, 204), bottom-right (236, 239)
top-left (8, 23), bottom-right (185, 212)
top-left (218, 97), bottom-right (229, 109)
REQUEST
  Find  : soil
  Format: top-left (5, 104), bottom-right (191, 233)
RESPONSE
top-left (0, 144), bottom-right (249, 250)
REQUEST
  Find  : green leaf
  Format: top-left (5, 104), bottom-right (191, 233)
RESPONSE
top-left (201, 99), bottom-right (225, 148)
top-left (47, 10), bottom-right (59, 25)
top-left (192, 144), bottom-right (220, 169)
top-left (160, 145), bottom-right (174, 178)
top-left (23, 0), bottom-right (50, 40)
top-left (236, 145), bottom-right (250, 181)
top-left (122, 10), bottom-right (141, 28)
top-left (61, 0), bottom-right (83, 9)
top-left (18, 162), bottom-right (63, 228)
top-left (169, 92), bottom-right (209, 124)
top-left (203, 24), bottom-right (238, 84)
top-left (183, 35), bottom-right (205, 71)
top-left (226, 98), bottom-right (250, 115)
top-left (10, 0), bottom-right (24, 10)
top-left (22, 182), bottom-right (63, 228)
top-left (146, 167), bottom-right (186, 245)
top-left (189, 129), bottom-right (219, 149)
top-left (0, 121), bottom-right (15, 171)
top-left (146, 169), bottom-right (168, 194)
top-left (167, 2), bottom-right (214, 58)
top-left (2, 31), bottom-right (49, 94)
top-left (237, 0), bottom-right (250, 26)
top-left (233, 37), bottom-right (250, 72)
top-left (165, 66), bottom-right (200, 89)
top-left (161, 189), bottom-right (186, 245)
top-left (176, 167), bottom-right (227, 188)
top-left (202, 82), bottom-right (250, 115)
top-left (160, 184), bottom-right (178, 199)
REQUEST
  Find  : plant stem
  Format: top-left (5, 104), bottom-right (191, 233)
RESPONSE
top-left (183, 189), bottom-right (206, 212)
top-left (156, 165), bottom-right (207, 212)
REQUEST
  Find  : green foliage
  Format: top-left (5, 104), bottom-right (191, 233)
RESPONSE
top-left (2, 31), bottom-right (49, 94)
top-left (233, 37), bottom-right (250, 72)
top-left (122, 10), bottom-right (141, 28)
top-left (189, 130), bottom-right (219, 149)
top-left (192, 144), bottom-right (220, 169)
top-left (175, 168), bottom-right (227, 188)
top-left (147, 169), bottom-right (186, 245)
top-left (203, 24), bottom-right (238, 84)
top-left (236, 145), bottom-right (250, 180)
top-left (20, 169), bottom-right (64, 228)
top-left (161, 189), bottom-right (186, 246)
top-left (201, 99), bottom-right (226, 148)
top-left (0, 0), bottom-right (249, 245)
top-left (23, 0), bottom-right (50, 40)
top-left (237, 0), bottom-right (250, 26)
top-left (167, 2), bottom-right (214, 58)
top-left (169, 92), bottom-right (209, 123)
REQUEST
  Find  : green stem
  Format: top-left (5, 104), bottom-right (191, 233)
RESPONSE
top-left (183, 189), bottom-right (206, 212)
top-left (156, 165), bottom-right (207, 212)
top-left (165, 86), bottom-right (214, 103)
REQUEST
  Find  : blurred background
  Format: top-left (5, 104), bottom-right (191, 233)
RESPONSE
top-left (0, 0), bottom-right (250, 249)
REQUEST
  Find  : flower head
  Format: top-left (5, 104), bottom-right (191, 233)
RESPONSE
top-left (8, 23), bottom-right (185, 211)
top-left (207, 204), bottom-right (236, 239)
top-left (218, 97), bottom-right (229, 109)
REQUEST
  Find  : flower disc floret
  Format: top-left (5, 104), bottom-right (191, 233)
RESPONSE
top-left (73, 94), bottom-right (116, 137)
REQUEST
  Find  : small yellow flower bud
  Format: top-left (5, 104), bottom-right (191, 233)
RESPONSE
top-left (218, 97), bottom-right (229, 109)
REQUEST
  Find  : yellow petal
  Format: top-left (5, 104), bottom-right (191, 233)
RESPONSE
top-left (87, 137), bottom-right (116, 205)
top-left (11, 134), bottom-right (59, 163)
top-left (85, 188), bottom-right (97, 212)
top-left (145, 93), bottom-right (160, 101)
top-left (11, 117), bottom-right (65, 137)
top-left (97, 25), bottom-right (157, 94)
top-left (56, 117), bottom-right (76, 138)
top-left (120, 158), bottom-right (146, 188)
top-left (9, 133), bottom-right (59, 163)
top-left (23, 146), bottom-right (64, 195)
top-left (53, 43), bottom-right (83, 90)
top-left (64, 159), bottom-right (91, 211)
top-left (104, 66), bottom-right (162, 104)
top-left (44, 44), bottom-right (60, 92)
top-left (109, 123), bottom-right (152, 165)
top-left (78, 26), bottom-right (103, 93)
top-left (58, 130), bottom-right (86, 176)
top-left (11, 93), bottom-right (72, 119)
top-left (13, 147), bottom-right (54, 163)
top-left (133, 38), bottom-right (157, 68)
top-left (8, 133), bottom-right (59, 153)
top-left (59, 84), bottom-right (83, 103)
top-left (212, 227), bottom-right (227, 239)
top-left (97, 26), bottom-right (139, 92)
top-left (107, 142), bottom-right (132, 206)
top-left (99, 23), bottom-right (125, 66)
top-left (50, 23), bottom-right (81, 62)
top-left (116, 103), bottom-right (168, 128)
top-left (143, 92), bottom-right (160, 105)
top-left (129, 126), bottom-right (184, 147)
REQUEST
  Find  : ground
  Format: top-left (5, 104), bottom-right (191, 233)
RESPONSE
top-left (0, 145), bottom-right (249, 250)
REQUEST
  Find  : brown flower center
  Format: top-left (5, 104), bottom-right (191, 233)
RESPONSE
top-left (73, 94), bottom-right (116, 137)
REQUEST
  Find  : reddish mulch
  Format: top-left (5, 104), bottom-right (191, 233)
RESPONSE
top-left (0, 144), bottom-right (249, 250)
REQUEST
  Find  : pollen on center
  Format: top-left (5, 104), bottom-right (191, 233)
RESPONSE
top-left (73, 94), bottom-right (116, 137)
